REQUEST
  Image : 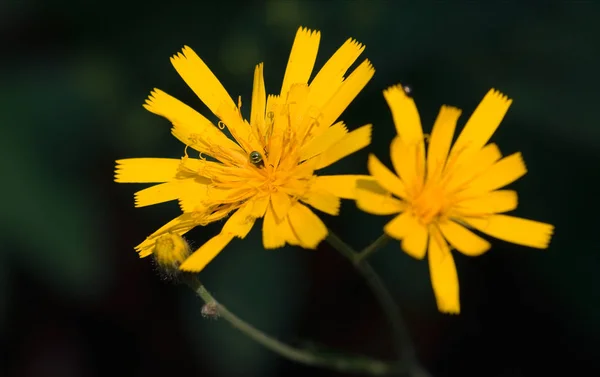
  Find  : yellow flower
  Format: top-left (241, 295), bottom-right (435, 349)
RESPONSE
top-left (356, 85), bottom-right (554, 314)
top-left (115, 27), bottom-right (375, 272)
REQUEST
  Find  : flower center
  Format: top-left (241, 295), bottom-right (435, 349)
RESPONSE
top-left (411, 186), bottom-right (445, 225)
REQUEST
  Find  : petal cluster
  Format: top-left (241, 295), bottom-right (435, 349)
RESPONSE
top-left (115, 27), bottom-right (375, 272)
top-left (357, 85), bottom-right (554, 313)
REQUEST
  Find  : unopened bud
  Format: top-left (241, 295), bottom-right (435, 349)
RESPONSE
top-left (153, 232), bottom-right (191, 279)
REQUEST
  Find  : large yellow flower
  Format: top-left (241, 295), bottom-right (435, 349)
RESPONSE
top-left (356, 85), bottom-right (554, 314)
top-left (115, 27), bottom-right (375, 272)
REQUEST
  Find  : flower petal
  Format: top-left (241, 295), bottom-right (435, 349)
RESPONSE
top-left (428, 227), bottom-right (460, 314)
top-left (143, 89), bottom-right (243, 156)
top-left (453, 190), bottom-right (517, 217)
top-left (356, 179), bottom-right (406, 215)
top-left (221, 201), bottom-right (256, 239)
top-left (280, 27), bottom-right (320, 99)
top-left (383, 84), bottom-right (423, 145)
top-left (463, 214), bottom-right (554, 249)
top-left (384, 212), bottom-right (428, 259)
top-left (426, 106), bottom-right (461, 181)
top-left (300, 121), bottom-right (347, 161)
top-left (134, 178), bottom-right (200, 208)
top-left (250, 63), bottom-right (267, 138)
top-left (317, 60), bottom-right (375, 134)
top-left (457, 152), bottom-right (527, 199)
top-left (439, 220), bottom-right (490, 256)
top-left (278, 216), bottom-right (301, 246)
top-left (367, 153), bottom-right (407, 199)
top-left (450, 89), bottom-right (512, 159)
top-left (170, 47), bottom-right (235, 119)
top-left (383, 211), bottom-right (412, 240)
top-left (316, 124), bottom-right (372, 170)
top-left (287, 203), bottom-right (328, 249)
top-left (135, 213), bottom-right (197, 257)
top-left (400, 219), bottom-right (428, 260)
top-left (249, 195), bottom-right (270, 219)
top-left (179, 233), bottom-right (234, 272)
top-left (270, 191), bottom-right (292, 222)
top-left (390, 136), bottom-right (424, 195)
top-left (444, 143), bottom-right (502, 193)
top-left (263, 206), bottom-right (286, 249)
top-left (301, 190), bottom-right (340, 215)
top-left (115, 158), bottom-right (181, 183)
top-left (308, 37), bottom-right (365, 110)
top-left (312, 175), bottom-right (374, 200)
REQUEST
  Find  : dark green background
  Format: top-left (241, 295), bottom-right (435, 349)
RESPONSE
top-left (1, 1), bottom-right (598, 376)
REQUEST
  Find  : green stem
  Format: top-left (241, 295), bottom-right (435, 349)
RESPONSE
top-left (183, 275), bottom-right (402, 375)
top-left (325, 231), bottom-right (417, 365)
top-left (356, 233), bottom-right (392, 263)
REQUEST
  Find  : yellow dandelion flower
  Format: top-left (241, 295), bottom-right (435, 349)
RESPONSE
top-left (356, 85), bottom-right (554, 314)
top-left (115, 27), bottom-right (375, 272)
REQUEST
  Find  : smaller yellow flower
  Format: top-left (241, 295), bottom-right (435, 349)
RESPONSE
top-left (356, 85), bottom-right (554, 314)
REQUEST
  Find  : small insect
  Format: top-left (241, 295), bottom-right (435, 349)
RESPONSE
top-left (249, 151), bottom-right (264, 167)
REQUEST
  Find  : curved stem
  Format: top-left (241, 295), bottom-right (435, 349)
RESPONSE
top-left (183, 275), bottom-right (402, 376)
top-left (325, 231), bottom-right (417, 365)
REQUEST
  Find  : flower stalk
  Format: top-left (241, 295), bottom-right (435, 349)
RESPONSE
top-left (182, 275), bottom-right (403, 375)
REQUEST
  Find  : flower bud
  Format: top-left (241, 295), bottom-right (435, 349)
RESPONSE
top-left (152, 232), bottom-right (191, 279)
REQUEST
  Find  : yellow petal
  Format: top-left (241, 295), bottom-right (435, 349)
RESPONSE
top-left (457, 152), bottom-right (527, 199)
top-left (400, 219), bottom-right (428, 260)
top-left (426, 106), bottom-right (461, 181)
top-left (287, 203), bottom-right (328, 249)
top-left (463, 214), bottom-right (554, 249)
top-left (428, 227), bottom-right (460, 314)
top-left (221, 201), bottom-right (256, 239)
top-left (301, 190), bottom-right (340, 215)
top-left (134, 178), bottom-right (198, 208)
top-left (263, 206), bottom-right (286, 249)
top-left (170, 46), bottom-right (235, 120)
top-left (280, 27), bottom-right (321, 99)
top-left (367, 153), bottom-right (407, 199)
top-left (287, 83), bottom-right (311, 135)
top-left (383, 84), bottom-right (423, 145)
top-left (270, 191), bottom-right (292, 222)
top-left (313, 175), bottom-right (374, 199)
top-left (453, 190), bottom-right (517, 217)
top-left (135, 213), bottom-right (197, 256)
top-left (249, 195), bottom-right (270, 219)
top-left (115, 158), bottom-right (180, 183)
top-left (300, 121), bottom-right (347, 161)
top-left (450, 89), bottom-right (512, 158)
top-left (356, 179), bottom-right (406, 215)
top-left (178, 184), bottom-right (211, 213)
top-left (308, 37), bottom-right (365, 109)
top-left (250, 63), bottom-right (266, 139)
top-left (316, 124), bottom-right (372, 170)
top-left (278, 216), bottom-right (301, 246)
top-left (143, 89), bottom-right (242, 156)
top-left (215, 101), bottom-right (259, 153)
top-left (444, 143), bottom-right (502, 193)
top-left (438, 220), bottom-right (490, 256)
top-left (383, 211), bottom-right (411, 239)
top-left (317, 59), bottom-right (375, 133)
top-left (390, 136), bottom-right (424, 195)
top-left (179, 233), bottom-right (234, 272)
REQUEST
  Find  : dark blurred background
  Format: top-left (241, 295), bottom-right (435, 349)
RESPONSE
top-left (1, 0), bottom-right (599, 376)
